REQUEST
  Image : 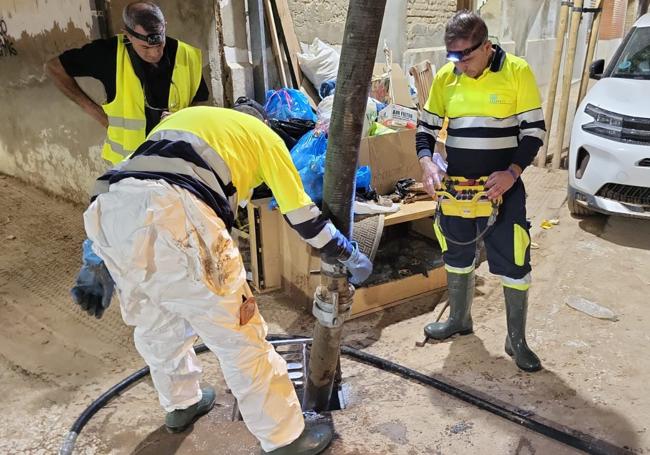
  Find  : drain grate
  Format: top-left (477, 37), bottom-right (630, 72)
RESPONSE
top-left (230, 337), bottom-right (345, 421)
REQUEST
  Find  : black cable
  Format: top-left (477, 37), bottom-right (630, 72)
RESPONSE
top-left (341, 345), bottom-right (632, 455)
top-left (60, 337), bottom-right (632, 455)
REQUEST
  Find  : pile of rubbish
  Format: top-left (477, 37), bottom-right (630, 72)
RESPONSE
top-left (260, 38), bottom-right (422, 214)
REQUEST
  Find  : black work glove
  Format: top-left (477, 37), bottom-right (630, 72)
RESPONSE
top-left (70, 240), bottom-right (115, 319)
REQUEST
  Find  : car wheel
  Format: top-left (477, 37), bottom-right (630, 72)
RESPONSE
top-left (567, 190), bottom-right (593, 217)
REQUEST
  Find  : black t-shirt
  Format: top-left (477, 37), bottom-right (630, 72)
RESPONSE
top-left (59, 36), bottom-right (209, 134)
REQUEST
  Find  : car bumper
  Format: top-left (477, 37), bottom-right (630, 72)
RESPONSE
top-left (569, 114), bottom-right (650, 218)
top-left (568, 185), bottom-right (650, 218)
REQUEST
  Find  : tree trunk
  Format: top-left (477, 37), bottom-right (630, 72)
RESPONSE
top-left (303, 0), bottom-right (387, 412)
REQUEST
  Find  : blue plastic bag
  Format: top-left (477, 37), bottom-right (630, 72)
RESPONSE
top-left (272, 130), bottom-right (371, 206)
top-left (264, 88), bottom-right (317, 122)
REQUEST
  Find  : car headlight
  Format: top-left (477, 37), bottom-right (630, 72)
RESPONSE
top-left (582, 104), bottom-right (650, 144)
top-left (582, 104), bottom-right (624, 140)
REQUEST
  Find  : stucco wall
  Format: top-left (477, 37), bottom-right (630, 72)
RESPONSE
top-left (287, 0), bottom-right (349, 45)
top-left (405, 0), bottom-right (457, 49)
top-left (287, 0), bottom-right (455, 53)
top-left (0, 0), bottom-right (218, 203)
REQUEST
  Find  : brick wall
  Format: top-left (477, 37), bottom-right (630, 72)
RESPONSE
top-left (600, 0), bottom-right (627, 40)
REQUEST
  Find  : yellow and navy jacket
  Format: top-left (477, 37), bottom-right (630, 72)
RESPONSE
top-left (91, 106), bottom-right (351, 258)
top-left (416, 45), bottom-right (545, 177)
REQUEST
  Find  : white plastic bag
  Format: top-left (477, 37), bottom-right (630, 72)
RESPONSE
top-left (298, 38), bottom-right (340, 91)
top-left (315, 95), bottom-right (334, 134)
top-left (565, 296), bottom-right (619, 321)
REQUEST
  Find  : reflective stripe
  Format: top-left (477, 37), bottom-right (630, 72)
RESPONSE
top-left (304, 222), bottom-right (335, 249)
top-left (420, 109), bottom-right (444, 128)
top-left (105, 138), bottom-right (133, 159)
top-left (417, 123), bottom-right (440, 137)
top-left (445, 264), bottom-right (475, 274)
top-left (433, 220), bottom-right (447, 252)
top-left (445, 135), bottom-right (518, 150)
top-left (501, 273), bottom-right (531, 290)
top-left (91, 179), bottom-right (110, 197)
top-left (285, 204), bottom-right (321, 225)
top-left (513, 223), bottom-right (530, 266)
top-left (107, 116), bottom-right (146, 130)
top-left (517, 108), bottom-right (544, 123)
top-left (119, 155), bottom-right (229, 200)
top-left (148, 129), bottom-right (233, 188)
top-left (519, 126), bottom-right (546, 141)
top-left (449, 115), bottom-right (519, 129)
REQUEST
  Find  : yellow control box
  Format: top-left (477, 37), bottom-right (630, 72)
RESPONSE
top-left (436, 177), bottom-right (500, 218)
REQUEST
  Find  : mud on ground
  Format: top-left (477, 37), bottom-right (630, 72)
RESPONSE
top-left (1, 167), bottom-right (649, 454)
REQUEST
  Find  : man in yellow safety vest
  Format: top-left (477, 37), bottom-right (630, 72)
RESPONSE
top-left (45, 1), bottom-right (208, 164)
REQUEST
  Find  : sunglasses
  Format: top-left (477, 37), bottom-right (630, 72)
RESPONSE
top-left (143, 80), bottom-right (180, 112)
top-left (446, 40), bottom-right (485, 63)
top-left (125, 25), bottom-right (165, 46)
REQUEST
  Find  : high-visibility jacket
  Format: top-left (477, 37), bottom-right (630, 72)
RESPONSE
top-left (101, 35), bottom-right (202, 164)
top-left (416, 45), bottom-right (546, 177)
top-left (147, 106), bottom-right (313, 213)
top-left (92, 107), bottom-right (350, 258)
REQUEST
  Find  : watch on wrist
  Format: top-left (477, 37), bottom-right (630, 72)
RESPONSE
top-left (507, 167), bottom-right (518, 180)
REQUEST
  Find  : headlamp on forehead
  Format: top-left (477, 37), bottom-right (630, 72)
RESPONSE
top-left (125, 25), bottom-right (165, 45)
top-left (446, 40), bottom-right (484, 62)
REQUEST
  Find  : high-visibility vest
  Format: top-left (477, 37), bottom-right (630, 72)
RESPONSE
top-left (101, 35), bottom-right (202, 164)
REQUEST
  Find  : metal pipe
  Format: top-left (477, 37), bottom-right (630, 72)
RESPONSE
top-left (303, 0), bottom-right (387, 412)
top-left (638, 0), bottom-right (649, 19)
top-left (577, 1), bottom-right (603, 106)
top-left (89, 0), bottom-right (112, 40)
top-left (552, 0), bottom-right (584, 170)
top-left (248, 0), bottom-right (270, 102)
top-left (537, 0), bottom-right (571, 167)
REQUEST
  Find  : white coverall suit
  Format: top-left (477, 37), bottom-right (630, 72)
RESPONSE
top-left (84, 177), bottom-right (304, 451)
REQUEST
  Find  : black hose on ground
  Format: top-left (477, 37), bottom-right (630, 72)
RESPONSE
top-left (59, 337), bottom-right (632, 455)
top-left (340, 345), bottom-right (632, 455)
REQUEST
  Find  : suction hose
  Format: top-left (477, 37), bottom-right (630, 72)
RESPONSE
top-left (60, 337), bottom-right (631, 455)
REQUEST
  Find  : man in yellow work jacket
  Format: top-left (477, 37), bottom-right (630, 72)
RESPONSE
top-left (45, 1), bottom-right (208, 164)
top-left (417, 11), bottom-right (546, 372)
top-left (70, 106), bottom-right (372, 454)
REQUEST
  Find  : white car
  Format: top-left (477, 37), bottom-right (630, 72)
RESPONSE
top-left (568, 13), bottom-right (650, 218)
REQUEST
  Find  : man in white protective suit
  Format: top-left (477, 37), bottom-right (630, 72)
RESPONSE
top-left (70, 106), bottom-right (372, 454)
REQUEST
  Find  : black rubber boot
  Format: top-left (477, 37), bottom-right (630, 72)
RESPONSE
top-left (503, 287), bottom-right (542, 372)
top-left (165, 387), bottom-right (216, 433)
top-left (424, 271), bottom-right (474, 340)
top-left (261, 423), bottom-right (332, 455)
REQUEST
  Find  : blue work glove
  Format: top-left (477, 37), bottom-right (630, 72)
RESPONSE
top-left (70, 239), bottom-right (115, 319)
top-left (338, 241), bottom-right (373, 285)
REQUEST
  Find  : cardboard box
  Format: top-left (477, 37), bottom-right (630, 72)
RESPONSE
top-left (359, 129), bottom-right (420, 195)
top-left (370, 63), bottom-right (416, 108)
top-left (377, 104), bottom-right (418, 130)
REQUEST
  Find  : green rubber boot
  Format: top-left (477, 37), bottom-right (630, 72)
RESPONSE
top-left (261, 423), bottom-right (332, 455)
top-left (503, 287), bottom-right (542, 372)
top-left (165, 386), bottom-right (216, 433)
top-left (424, 270), bottom-right (475, 340)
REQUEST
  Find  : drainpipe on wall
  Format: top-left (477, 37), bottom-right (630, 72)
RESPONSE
top-left (639, 0), bottom-right (649, 18)
top-left (248, 0), bottom-right (270, 103)
top-left (90, 0), bottom-right (112, 40)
